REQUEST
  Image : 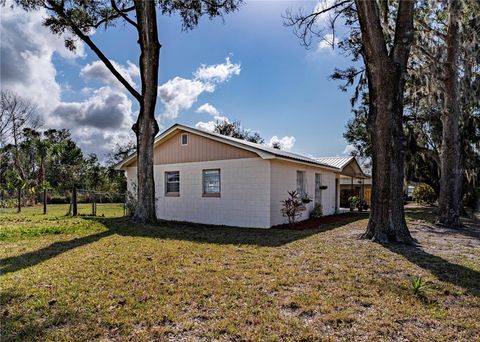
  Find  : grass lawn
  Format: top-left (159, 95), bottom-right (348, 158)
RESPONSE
top-left (1, 204), bottom-right (479, 341)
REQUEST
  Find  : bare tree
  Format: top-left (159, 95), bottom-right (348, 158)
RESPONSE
top-left (0, 90), bottom-right (40, 148)
top-left (0, 90), bottom-right (41, 211)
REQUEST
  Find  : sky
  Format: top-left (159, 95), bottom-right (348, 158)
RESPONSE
top-left (1, 0), bottom-right (358, 161)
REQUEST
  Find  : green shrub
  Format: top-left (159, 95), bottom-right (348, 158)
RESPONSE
top-left (0, 198), bottom-right (17, 208)
top-left (309, 203), bottom-right (323, 219)
top-left (410, 276), bottom-right (430, 297)
top-left (348, 196), bottom-right (359, 206)
top-left (413, 183), bottom-right (437, 205)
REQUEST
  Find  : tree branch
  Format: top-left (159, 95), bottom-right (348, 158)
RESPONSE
top-left (45, 0), bottom-right (142, 102)
top-left (283, 0), bottom-right (354, 47)
top-left (391, 0), bottom-right (415, 66)
top-left (111, 0), bottom-right (138, 28)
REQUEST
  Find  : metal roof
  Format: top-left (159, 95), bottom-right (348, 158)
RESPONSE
top-left (312, 156), bottom-right (355, 170)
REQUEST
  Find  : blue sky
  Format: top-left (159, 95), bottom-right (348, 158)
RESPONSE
top-left (1, 1), bottom-right (357, 159)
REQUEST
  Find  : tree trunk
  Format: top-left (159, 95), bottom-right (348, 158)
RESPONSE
top-left (17, 187), bottom-right (21, 213)
top-left (437, 0), bottom-right (462, 228)
top-left (72, 187), bottom-right (77, 216)
top-left (355, 0), bottom-right (415, 243)
top-left (40, 157), bottom-right (47, 214)
top-left (132, 0), bottom-right (160, 223)
top-left (43, 189), bottom-right (47, 215)
top-left (362, 68), bottom-right (413, 243)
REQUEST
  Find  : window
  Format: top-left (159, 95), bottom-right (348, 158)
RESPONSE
top-left (202, 169), bottom-right (220, 197)
top-left (181, 133), bottom-right (188, 145)
top-left (315, 173), bottom-right (322, 205)
top-left (165, 171), bottom-right (180, 196)
top-left (296, 171), bottom-right (305, 198)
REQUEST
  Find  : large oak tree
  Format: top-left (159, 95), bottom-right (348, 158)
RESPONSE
top-left (286, 0), bottom-right (416, 243)
top-left (355, 0), bottom-right (415, 243)
top-left (14, 0), bottom-right (242, 222)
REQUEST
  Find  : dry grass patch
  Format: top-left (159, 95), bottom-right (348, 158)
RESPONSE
top-left (1, 204), bottom-right (479, 341)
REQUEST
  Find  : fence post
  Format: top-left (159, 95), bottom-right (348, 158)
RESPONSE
top-left (91, 192), bottom-right (94, 216)
top-left (92, 192), bottom-right (97, 216)
top-left (43, 188), bottom-right (47, 215)
top-left (72, 187), bottom-right (77, 216)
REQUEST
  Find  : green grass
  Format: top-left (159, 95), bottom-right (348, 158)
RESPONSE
top-left (1, 204), bottom-right (479, 341)
top-left (0, 203), bottom-right (124, 241)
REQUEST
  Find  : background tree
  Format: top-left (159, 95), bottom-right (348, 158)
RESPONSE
top-left (106, 141), bottom-right (136, 194)
top-left (15, 0), bottom-right (243, 222)
top-left (213, 120), bottom-right (265, 144)
top-left (340, 0), bottom-right (480, 214)
top-left (0, 91), bottom-right (41, 211)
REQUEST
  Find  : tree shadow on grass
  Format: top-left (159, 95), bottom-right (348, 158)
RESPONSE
top-left (0, 214), bottom-right (364, 275)
top-left (385, 242), bottom-right (480, 297)
top-left (0, 231), bottom-right (112, 275)
top-left (100, 213), bottom-right (364, 248)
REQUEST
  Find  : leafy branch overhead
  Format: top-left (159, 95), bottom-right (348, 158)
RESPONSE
top-left (13, 0), bottom-right (243, 222)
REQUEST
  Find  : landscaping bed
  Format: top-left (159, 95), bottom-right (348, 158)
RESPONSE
top-left (272, 213), bottom-right (368, 230)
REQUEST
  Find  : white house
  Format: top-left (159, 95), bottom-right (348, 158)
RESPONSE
top-left (116, 124), bottom-right (366, 228)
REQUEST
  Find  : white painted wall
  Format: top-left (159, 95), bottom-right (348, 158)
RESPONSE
top-left (126, 158), bottom-right (339, 228)
top-left (269, 160), bottom-right (337, 226)
top-left (127, 158), bottom-right (271, 228)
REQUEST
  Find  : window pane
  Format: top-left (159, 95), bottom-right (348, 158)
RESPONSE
top-left (167, 172), bottom-right (179, 182)
top-left (166, 171), bottom-right (180, 194)
top-left (167, 182), bottom-right (180, 193)
top-left (181, 134), bottom-right (188, 145)
top-left (203, 169), bottom-right (220, 194)
top-left (296, 171), bottom-right (305, 197)
top-left (315, 173), bottom-right (322, 204)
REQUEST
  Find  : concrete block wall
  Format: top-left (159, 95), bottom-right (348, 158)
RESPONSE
top-left (269, 160), bottom-right (337, 226)
top-left (153, 158), bottom-right (271, 228)
top-left (126, 158), bottom-right (338, 228)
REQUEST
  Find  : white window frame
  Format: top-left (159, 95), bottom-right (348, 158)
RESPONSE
top-left (296, 171), bottom-right (306, 198)
top-left (202, 169), bottom-right (221, 197)
top-left (165, 171), bottom-right (180, 197)
top-left (181, 133), bottom-right (188, 146)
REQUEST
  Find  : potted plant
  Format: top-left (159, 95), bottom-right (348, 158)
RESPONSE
top-left (301, 193), bottom-right (312, 204)
top-left (348, 195), bottom-right (359, 211)
top-left (357, 198), bottom-right (366, 212)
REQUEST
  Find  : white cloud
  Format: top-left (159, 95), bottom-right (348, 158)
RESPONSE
top-left (195, 121), bottom-right (217, 132)
top-left (195, 103), bottom-right (230, 132)
top-left (80, 60), bottom-right (140, 91)
top-left (194, 57), bottom-right (241, 83)
top-left (0, 3), bottom-right (85, 113)
top-left (268, 135), bottom-right (296, 151)
top-left (159, 57), bottom-right (240, 121)
top-left (343, 144), bottom-right (356, 155)
top-left (158, 77), bottom-right (215, 120)
top-left (196, 103), bottom-right (220, 116)
top-left (0, 3), bottom-right (138, 159)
